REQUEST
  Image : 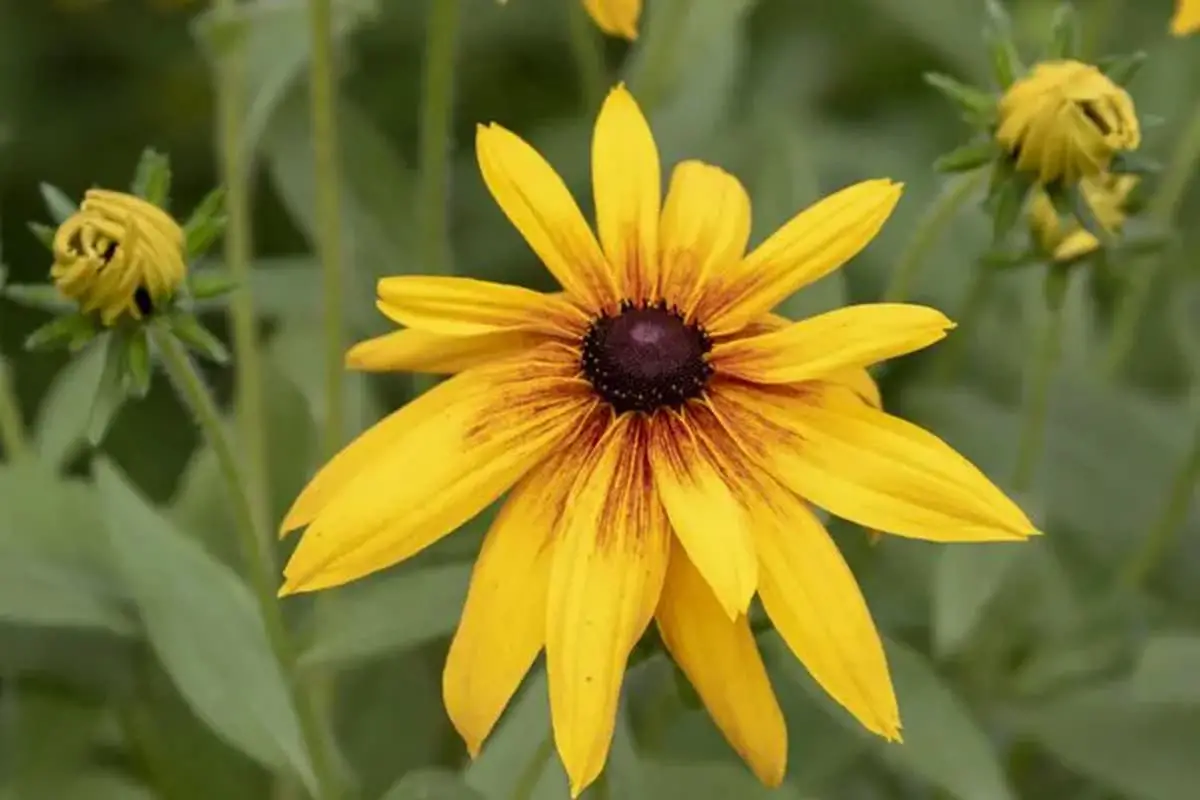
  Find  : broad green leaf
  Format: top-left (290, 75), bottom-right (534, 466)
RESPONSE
top-left (0, 462), bottom-right (113, 570)
top-left (40, 182), bottom-right (78, 225)
top-left (0, 557), bottom-right (133, 636)
top-left (931, 542), bottom-right (1027, 658)
top-left (1130, 634), bottom-right (1200, 705)
top-left (93, 458), bottom-right (317, 792)
top-left (5, 687), bottom-right (111, 798)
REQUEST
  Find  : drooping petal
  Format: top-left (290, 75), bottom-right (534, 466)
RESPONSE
top-left (753, 481), bottom-right (901, 740)
top-left (279, 355), bottom-right (596, 594)
top-left (375, 276), bottom-right (587, 337)
top-left (659, 161), bottom-right (752, 314)
top-left (700, 180), bottom-right (903, 334)
top-left (656, 539), bottom-right (787, 785)
top-left (582, 0), bottom-right (641, 39)
top-left (592, 85), bottom-right (661, 300)
top-left (547, 416), bottom-right (670, 797)
top-left (476, 123), bottom-right (619, 312)
top-left (648, 408), bottom-right (757, 619)
top-left (708, 381), bottom-right (1037, 542)
top-left (712, 304), bottom-right (954, 384)
top-left (346, 328), bottom-right (542, 374)
top-left (443, 426), bottom-right (602, 757)
top-left (830, 368), bottom-right (883, 408)
top-left (1173, 0), bottom-right (1200, 35)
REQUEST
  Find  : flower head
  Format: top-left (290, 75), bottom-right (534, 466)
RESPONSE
top-left (996, 60), bottom-right (1140, 186)
top-left (1173, 0), bottom-right (1200, 35)
top-left (1028, 173), bottom-right (1137, 262)
top-left (279, 85), bottom-right (1036, 796)
top-left (51, 189), bottom-right (187, 326)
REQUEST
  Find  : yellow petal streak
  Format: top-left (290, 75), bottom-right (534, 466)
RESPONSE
top-left (703, 180), bottom-right (902, 334)
top-left (547, 417), bottom-right (670, 797)
top-left (592, 85), bottom-right (661, 300)
top-left (656, 540), bottom-right (787, 785)
top-left (375, 275), bottom-right (586, 336)
top-left (1174, 0), bottom-right (1200, 35)
top-left (476, 123), bottom-right (618, 311)
top-left (346, 328), bottom-right (539, 374)
top-left (443, 444), bottom-right (584, 757)
top-left (649, 411), bottom-right (757, 618)
top-left (659, 161), bottom-right (752, 314)
top-left (713, 304), bottom-right (954, 384)
top-left (755, 486), bottom-right (901, 739)
top-left (583, 0), bottom-right (641, 39)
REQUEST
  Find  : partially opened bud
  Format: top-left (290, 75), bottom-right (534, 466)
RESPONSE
top-left (996, 60), bottom-right (1139, 185)
top-left (1028, 173), bottom-right (1137, 263)
top-left (1173, 0), bottom-right (1200, 36)
top-left (51, 189), bottom-right (187, 326)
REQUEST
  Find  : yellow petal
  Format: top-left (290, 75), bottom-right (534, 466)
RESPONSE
top-left (648, 408), bottom-right (757, 618)
top-left (656, 539), bottom-right (787, 786)
top-left (702, 180), bottom-right (903, 334)
top-left (547, 416), bottom-right (670, 797)
top-left (1173, 0), bottom-right (1200, 35)
top-left (754, 483), bottom-right (901, 740)
top-left (830, 368), bottom-right (882, 408)
top-left (375, 275), bottom-right (587, 337)
top-left (582, 0), bottom-right (641, 39)
top-left (710, 382), bottom-right (1037, 542)
top-left (592, 84), bottom-right (661, 300)
top-left (659, 161), bottom-right (752, 315)
top-left (476, 123), bottom-right (619, 312)
top-left (712, 304), bottom-right (954, 384)
top-left (345, 328), bottom-right (541, 374)
top-left (279, 358), bottom-right (595, 594)
top-left (443, 434), bottom-right (595, 757)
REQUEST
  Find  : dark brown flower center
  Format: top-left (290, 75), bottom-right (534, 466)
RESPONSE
top-left (580, 299), bottom-right (713, 413)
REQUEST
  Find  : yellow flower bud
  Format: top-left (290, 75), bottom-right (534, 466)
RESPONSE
top-left (996, 60), bottom-right (1140, 186)
top-left (1173, 0), bottom-right (1200, 36)
top-left (51, 189), bottom-right (187, 326)
top-left (1028, 173), bottom-right (1137, 263)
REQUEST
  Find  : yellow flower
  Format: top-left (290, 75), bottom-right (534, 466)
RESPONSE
top-left (582, 0), bottom-right (641, 39)
top-left (996, 60), bottom-right (1140, 185)
top-left (1174, 0), bottom-right (1200, 35)
top-left (51, 190), bottom-right (187, 326)
top-left (1028, 173), bottom-right (1137, 262)
top-left (279, 85), bottom-right (1036, 795)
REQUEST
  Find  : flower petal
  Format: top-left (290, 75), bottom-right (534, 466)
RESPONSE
top-left (547, 415), bottom-right (670, 797)
top-left (830, 368), bottom-right (882, 408)
top-left (649, 408), bottom-right (757, 618)
top-left (712, 304), bottom-right (954, 384)
top-left (709, 381), bottom-right (1037, 542)
top-left (346, 328), bottom-right (542, 374)
top-left (754, 483), bottom-right (901, 740)
top-left (443, 431), bottom-right (599, 757)
top-left (279, 357), bottom-right (596, 594)
top-left (659, 161), bottom-right (752, 314)
top-left (1173, 0), bottom-right (1200, 36)
top-left (701, 180), bottom-right (903, 334)
top-left (376, 276), bottom-right (587, 337)
top-left (592, 85), bottom-right (661, 300)
top-left (656, 538), bottom-right (787, 785)
top-left (582, 0), bottom-right (641, 39)
top-left (477, 123), bottom-right (618, 312)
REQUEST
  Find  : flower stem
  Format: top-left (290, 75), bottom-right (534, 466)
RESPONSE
top-left (1106, 100), bottom-right (1200, 376)
top-left (151, 325), bottom-right (341, 799)
top-left (566, 0), bottom-right (607, 110)
top-left (885, 169), bottom-right (986, 303)
top-left (0, 358), bottom-right (28, 461)
top-left (213, 0), bottom-right (271, 535)
top-left (416, 0), bottom-right (462, 278)
top-left (1012, 269), bottom-right (1069, 493)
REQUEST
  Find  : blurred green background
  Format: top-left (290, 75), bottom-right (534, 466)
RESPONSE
top-left (3, 0), bottom-right (1200, 798)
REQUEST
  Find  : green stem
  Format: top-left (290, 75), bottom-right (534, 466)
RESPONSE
top-left (566, 0), bottom-right (607, 110)
top-left (0, 359), bottom-right (27, 461)
top-left (885, 169), bottom-right (986, 302)
top-left (151, 325), bottom-right (341, 799)
top-left (933, 267), bottom-right (994, 382)
top-left (213, 0), bottom-right (271, 535)
top-left (1106, 100), bottom-right (1200, 376)
top-left (1011, 272), bottom-right (1069, 493)
top-left (417, 0), bottom-right (462, 278)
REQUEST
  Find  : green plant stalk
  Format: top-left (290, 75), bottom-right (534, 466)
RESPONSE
top-left (885, 169), bottom-right (986, 302)
top-left (1012, 276), bottom-right (1068, 492)
top-left (0, 359), bottom-right (28, 460)
top-left (933, 268), bottom-right (995, 382)
top-left (417, 0), bottom-right (462, 278)
top-left (566, 0), bottom-right (607, 109)
top-left (213, 0), bottom-right (271, 536)
top-left (152, 325), bottom-right (341, 799)
top-left (1106, 101), bottom-right (1200, 375)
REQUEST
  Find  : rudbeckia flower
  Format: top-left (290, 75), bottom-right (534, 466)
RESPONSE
top-left (1173, 0), bottom-right (1200, 35)
top-left (996, 60), bottom-right (1140, 186)
top-left (1028, 173), bottom-right (1138, 262)
top-left (51, 189), bottom-right (187, 326)
top-left (280, 85), bottom-right (1036, 795)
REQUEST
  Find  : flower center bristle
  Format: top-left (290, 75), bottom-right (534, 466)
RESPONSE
top-left (581, 299), bottom-right (713, 414)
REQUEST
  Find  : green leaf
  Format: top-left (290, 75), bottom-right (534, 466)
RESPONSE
top-left (379, 770), bottom-right (484, 800)
top-left (300, 563), bottom-right (470, 670)
top-left (982, 0), bottom-right (1023, 88)
top-left (130, 148), bottom-right (172, 208)
top-left (1130, 634), bottom-right (1200, 705)
top-left (923, 72), bottom-right (996, 118)
top-left (0, 557), bottom-right (134, 636)
top-left (26, 221), bottom-right (56, 251)
top-left (40, 183), bottom-right (79, 225)
top-left (24, 314), bottom-right (95, 352)
top-left (934, 141), bottom-right (997, 173)
top-left (2, 283), bottom-right (74, 313)
top-left (124, 327), bottom-right (152, 398)
top-left (1109, 150), bottom-right (1162, 176)
top-left (188, 270), bottom-right (238, 303)
top-left (92, 458), bottom-right (318, 792)
top-left (1046, 3), bottom-right (1080, 60)
top-left (1100, 50), bottom-right (1148, 86)
top-left (168, 313), bottom-right (230, 364)
top-left (182, 187), bottom-right (228, 260)
top-left (87, 332), bottom-right (128, 446)
top-left (931, 543), bottom-right (1027, 658)
top-left (986, 162), bottom-right (1031, 246)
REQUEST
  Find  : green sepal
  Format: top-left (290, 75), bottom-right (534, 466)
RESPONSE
top-left (985, 160), bottom-right (1032, 246)
top-left (87, 332), bottom-right (127, 446)
top-left (934, 140), bottom-right (999, 173)
top-left (1099, 51), bottom-right (1148, 87)
top-left (1044, 181), bottom-right (1074, 222)
top-left (183, 187), bottom-right (227, 260)
top-left (924, 73), bottom-right (997, 122)
top-left (1047, 3), bottom-right (1081, 60)
top-left (1109, 151), bottom-right (1161, 177)
top-left (1071, 184), bottom-right (1110, 243)
top-left (168, 313), bottom-right (231, 365)
top-left (131, 148), bottom-right (173, 210)
top-left (124, 326), bottom-right (153, 399)
top-left (188, 269), bottom-right (239, 300)
top-left (27, 221), bottom-right (55, 251)
top-left (982, 0), bottom-right (1024, 89)
top-left (3, 283), bottom-right (75, 314)
top-left (39, 183), bottom-right (78, 225)
top-left (24, 313), bottom-right (97, 352)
